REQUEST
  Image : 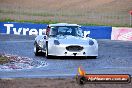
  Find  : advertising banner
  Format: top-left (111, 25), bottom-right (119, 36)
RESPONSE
top-left (0, 22), bottom-right (112, 39)
top-left (81, 26), bottom-right (112, 39)
top-left (0, 22), bottom-right (47, 35)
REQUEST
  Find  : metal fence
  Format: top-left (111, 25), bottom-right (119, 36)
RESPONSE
top-left (0, 5), bottom-right (131, 26)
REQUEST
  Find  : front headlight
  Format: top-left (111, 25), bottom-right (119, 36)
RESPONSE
top-left (89, 40), bottom-right (94, 45)
top-left (38, 40), bottom-right (44, 47)
top-left (54, 40), bottom-right (60, 45)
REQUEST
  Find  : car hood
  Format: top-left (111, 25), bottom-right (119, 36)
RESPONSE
top-left (54, 35), bottom-right (89, 45)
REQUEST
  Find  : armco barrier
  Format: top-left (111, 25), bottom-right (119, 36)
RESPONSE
top-left (111, 27), bottom-right (132, 41)
top-left (0, 22), bottom-right (112, 39)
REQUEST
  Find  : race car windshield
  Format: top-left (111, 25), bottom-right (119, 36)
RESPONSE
top-left (49, 26), bottom-right (83, 37)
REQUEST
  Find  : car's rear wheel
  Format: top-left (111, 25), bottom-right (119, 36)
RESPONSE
top-left (34, 44), bottom-right (39, 56)
top-left (45, 47), bottom-right (48, 57)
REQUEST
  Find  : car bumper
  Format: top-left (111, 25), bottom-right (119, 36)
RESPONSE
top-left (48, 44), bottom-right (98, 56)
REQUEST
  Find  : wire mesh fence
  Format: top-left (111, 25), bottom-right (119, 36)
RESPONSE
top-left (0, 0), bottom-right (131, 26)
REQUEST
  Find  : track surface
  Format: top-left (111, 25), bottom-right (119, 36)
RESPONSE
top-left (0, 34), bottom-right (132, 78)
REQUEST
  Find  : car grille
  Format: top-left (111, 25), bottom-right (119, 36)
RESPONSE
top-left (66, 45), bottom-right (83, 51)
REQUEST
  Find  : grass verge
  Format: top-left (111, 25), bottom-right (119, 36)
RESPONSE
top-left (0, 56), bottom-right (9, 65)
top-left (0, 18), bottom-right (131, 27)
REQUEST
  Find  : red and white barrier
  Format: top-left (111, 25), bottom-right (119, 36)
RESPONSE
top-left (111, 27), bottom-right (132, 41)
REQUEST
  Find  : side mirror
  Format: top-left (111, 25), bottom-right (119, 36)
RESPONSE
top-left (84, 31), bottom-right (90, 38)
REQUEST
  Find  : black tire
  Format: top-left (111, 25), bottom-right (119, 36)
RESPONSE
top-left (34, 43), bottom-right (39, 56)
top-left (45, 41), bottom-right (50, 59)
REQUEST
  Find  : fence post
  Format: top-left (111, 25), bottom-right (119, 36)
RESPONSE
top-left (129, 11), bottom-right (132, 27)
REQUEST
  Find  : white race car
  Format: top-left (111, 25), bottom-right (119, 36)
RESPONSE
top-left (34, 23), bottom-right (98, 58)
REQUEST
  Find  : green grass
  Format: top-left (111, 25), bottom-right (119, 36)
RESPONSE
top-left (0, 56), bottom-right (9, 65)
top-left (0, 17), bottom-right (131, 27)
top-left (0, 17), bottom-right (58, 24)
top-left (80, 23), bottom-right (131, 27)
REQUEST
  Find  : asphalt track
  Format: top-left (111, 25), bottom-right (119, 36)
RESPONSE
top-left (0, 34), bottom-right (132, 78)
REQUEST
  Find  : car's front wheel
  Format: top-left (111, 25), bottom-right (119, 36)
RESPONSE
top-left (34, 44), bottom-right (39, 56)
top-left (45, 42), bottom-right (50, 59)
